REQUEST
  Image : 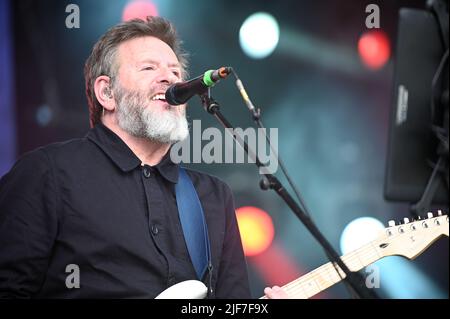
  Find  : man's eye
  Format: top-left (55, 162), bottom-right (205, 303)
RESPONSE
top-left (142, 66), bottom-right (155, 71)
top-left (172, 71), bottom-right (180, 77)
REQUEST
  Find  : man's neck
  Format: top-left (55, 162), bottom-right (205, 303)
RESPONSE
top-left (103, 121), bottom-right (170, 166)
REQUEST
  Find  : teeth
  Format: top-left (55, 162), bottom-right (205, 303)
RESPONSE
top-left (151, 93), bottom-right (166, 101)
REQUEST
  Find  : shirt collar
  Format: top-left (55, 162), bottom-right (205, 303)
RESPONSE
top-left (87, 124), bottom-right (179, 183)
top-left (152, 150), bottom-right (179, 184)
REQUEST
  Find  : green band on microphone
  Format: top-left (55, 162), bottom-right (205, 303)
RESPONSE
top-left (203, 70), bottom-right (215, 87)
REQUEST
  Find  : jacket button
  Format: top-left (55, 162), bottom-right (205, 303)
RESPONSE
top-left (151, 225), bottom-right (159, 235)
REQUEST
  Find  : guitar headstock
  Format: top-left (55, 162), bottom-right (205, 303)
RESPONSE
top-left (376, 210), bottom-right (449, 260)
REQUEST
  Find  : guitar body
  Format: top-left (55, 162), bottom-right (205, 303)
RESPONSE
top-left (155, 280), bottom-right (207, 299)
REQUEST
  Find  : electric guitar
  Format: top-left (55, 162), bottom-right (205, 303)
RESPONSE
top-left (155, 212), bottom-right (449, 299)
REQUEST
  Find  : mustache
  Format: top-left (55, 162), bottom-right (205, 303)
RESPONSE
top-left (116, 85), bottom-right (185, 114)
top-left (113, 82), bottom-right (171, 99)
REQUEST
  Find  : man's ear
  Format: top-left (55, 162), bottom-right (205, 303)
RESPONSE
top-left (94, 75), bottom-right (115, 112)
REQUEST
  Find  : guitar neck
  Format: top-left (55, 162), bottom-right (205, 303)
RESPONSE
top-left (281, 240), bottom-right (383, 299)
top-left (259, 213), bottom-right (448, 299)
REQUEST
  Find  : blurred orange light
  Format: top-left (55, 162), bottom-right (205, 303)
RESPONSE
top-left (122, 0), bottom-right (158, 22)
top-left (358, 30), bottom-right (390, 70)
top-left (236, 206), bottom-right (275, 256)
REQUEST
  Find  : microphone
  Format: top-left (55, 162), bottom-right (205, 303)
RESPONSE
top-left (165, 67), bottom-right (231, 105)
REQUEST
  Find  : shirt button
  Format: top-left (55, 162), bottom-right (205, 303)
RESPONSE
top-left (143, 166), bottom-right (151, 178)
top-left (151, 225), bottom-right (159, 235)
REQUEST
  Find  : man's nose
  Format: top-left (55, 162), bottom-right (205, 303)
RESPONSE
top-left (156, 67), bottom-right (180, 85)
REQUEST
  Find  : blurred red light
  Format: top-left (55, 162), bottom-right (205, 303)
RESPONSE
top-left (358, 30), bottom-right (390, 70)
top-left (122, 0), bottom-right (158, 22)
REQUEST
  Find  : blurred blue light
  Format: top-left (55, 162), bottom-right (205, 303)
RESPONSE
top-left (340, 217), bottom-right (384, 253)
top-left (36, 104), bottom-right (53, 127)
top-left (375, 256), bottom-right (447, 299)
top-left (239, 12), bottom-right (279, 59)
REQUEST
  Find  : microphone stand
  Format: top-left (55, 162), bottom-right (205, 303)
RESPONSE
top-left (199, 90), bottom-right (377, 299)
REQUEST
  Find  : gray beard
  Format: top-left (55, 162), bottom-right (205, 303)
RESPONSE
top-left (113, 82), bottom-right (189, 144)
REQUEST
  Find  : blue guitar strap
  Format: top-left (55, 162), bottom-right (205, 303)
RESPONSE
top-left (175, 167), bottom-right (212, 281)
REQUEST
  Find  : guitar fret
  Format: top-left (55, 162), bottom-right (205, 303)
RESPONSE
top-left (315, 263), bottom-right (340, 287)
top-left (302, 279), bottom-right (320, 298)
top-left (299, 264), bottom-right (340, 295)
top-left (356, 242), bottom-right (381, 267)
top-left (342, 251), bottom-right (364, 271)
top-left (314, 270), bottom-right (332, 291)
top-left (324, 263), bottom-right (342, 284)
top-left (283, 277), bottom-right (308, 299)
top-left (285, 273), bottom-right (316, 298)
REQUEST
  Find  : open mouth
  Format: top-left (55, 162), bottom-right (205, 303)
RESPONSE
top-left (150, 93), bottom-right (167, 103)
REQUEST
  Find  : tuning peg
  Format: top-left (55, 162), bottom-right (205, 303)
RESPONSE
top-left (427, 212), bottom-right (433, 219)
top-left (437, 210), bottom-right (442, 216)
top-left (388, 220), bottom-right (396, 227)
top-left (403, 218), bottom-right (410, 224)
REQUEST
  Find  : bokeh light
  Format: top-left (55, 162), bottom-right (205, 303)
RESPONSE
top-left (122, 0), bottom-right (158, 22)
top-left (239, 12), bottom-right (280, 59)
top-left (340, 216), bottom-right (384, 253)
top-left (236, 206), bottom-right (275, 256)
top-left (358, 30), bottom-right (390, 70)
